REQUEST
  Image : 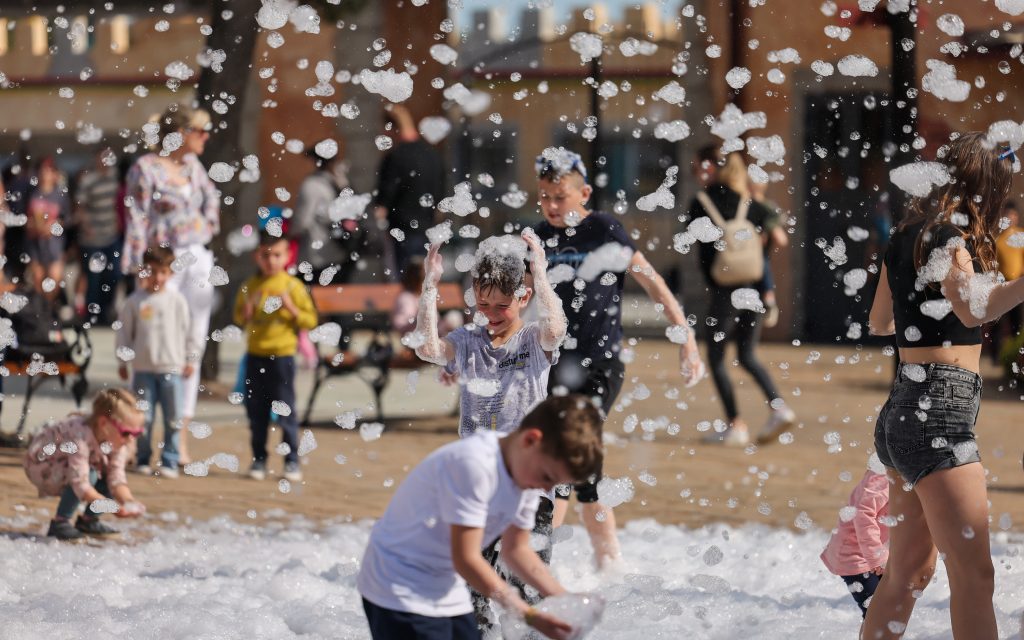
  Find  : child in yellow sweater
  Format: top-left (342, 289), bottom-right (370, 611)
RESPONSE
top-left (234, 231), bottom-right (317, 482)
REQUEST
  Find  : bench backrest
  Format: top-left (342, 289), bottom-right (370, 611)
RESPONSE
top-left (311, 282), bottom-right (465, 316)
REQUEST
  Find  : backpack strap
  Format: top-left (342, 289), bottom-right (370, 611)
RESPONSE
top-left (695, 191), bottom-right (727, 228)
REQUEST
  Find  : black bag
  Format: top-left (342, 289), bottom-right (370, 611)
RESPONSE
top-left (4, 288), bottom-right (68, 361)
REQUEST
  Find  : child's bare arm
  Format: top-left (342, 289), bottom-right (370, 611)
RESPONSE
top-left (110, 482), bottom-right (135, 505)
top-left (943, 244), bottom-right (1024, 326)
top-left (414, 244), bottom-right (455, 366)
top-left (868, 264), bottom-right (895, 336)
top-left (499, 526), bottom-right (566, 598)
top-left (451, 525), bottom-right (573, 640)
top-left (522, 229), bottom-right (567, 355)
top-left (628, 250), bottom-right (705, 387)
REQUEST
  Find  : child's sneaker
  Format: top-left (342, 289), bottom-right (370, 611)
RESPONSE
top-left (135, 465), bottom-right (153, 476)
top-left (757, 407), bottom-right (797, 444)
top-left (158, 465), bottom-right (179, 479)
top-left (703, 427), bottom-right (751, 447)
top-left (283, 461), bottom-right (303, 482)
top-left (75, 516), bottom-right (119, 536)
top-left (47, 519), bottom-right (84, 541)
top-left (248, 460), bottom-right (267, 481)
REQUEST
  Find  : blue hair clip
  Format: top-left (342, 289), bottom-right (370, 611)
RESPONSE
top-left (999, 146), bottom-right (1017, 163)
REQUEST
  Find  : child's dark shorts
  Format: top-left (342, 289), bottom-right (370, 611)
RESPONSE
top-left (874, 362), bottom-right (982, 486)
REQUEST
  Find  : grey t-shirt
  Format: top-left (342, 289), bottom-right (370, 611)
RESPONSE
top-left (445, 322), bottom-right (555, 438)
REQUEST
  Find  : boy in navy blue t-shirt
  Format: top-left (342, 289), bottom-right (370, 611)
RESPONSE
top-left (532, 147), bottom-right (705, 567)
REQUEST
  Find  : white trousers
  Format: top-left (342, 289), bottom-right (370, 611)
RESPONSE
top-left (168, 244), bottom-right (215, 417)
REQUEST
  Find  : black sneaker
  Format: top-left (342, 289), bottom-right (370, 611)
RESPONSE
top-left (75, 516), bottom-right (119, 536)
top-left (47, 519), bottom-right (84, 541)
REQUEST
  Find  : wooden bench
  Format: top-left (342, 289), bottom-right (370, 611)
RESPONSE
top-left (0, 286), bottom-right (92, 443)
top-left (301, 282), bottom-right (464, 425)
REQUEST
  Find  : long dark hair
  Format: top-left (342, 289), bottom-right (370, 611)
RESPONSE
top-left (901, 131), bottom-right (1012, 273)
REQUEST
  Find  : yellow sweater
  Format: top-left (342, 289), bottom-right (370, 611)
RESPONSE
top-left (996, 225), bottom-right (1024, 281)
top-left (233, 272), bottom-right (318, 357)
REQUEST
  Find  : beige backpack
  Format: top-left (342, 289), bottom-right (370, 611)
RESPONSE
top-left (695, 191), bottom-right (765, 287)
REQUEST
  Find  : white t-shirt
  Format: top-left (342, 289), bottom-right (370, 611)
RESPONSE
top-left (357, 431), bottom-right (542, 617)
top-left (445, 322), bottom-right (555, 438)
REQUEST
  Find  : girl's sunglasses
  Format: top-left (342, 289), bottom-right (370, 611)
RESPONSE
top-left (110, 418), bottom-right (143, 438)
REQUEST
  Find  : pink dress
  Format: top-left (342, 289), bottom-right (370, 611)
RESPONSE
top-left (821, 470), bottom-right (890, 576)
top-left (23, 415), bottom-right (130, 499)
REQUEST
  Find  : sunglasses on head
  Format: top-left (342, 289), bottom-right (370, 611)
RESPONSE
top-left (110, 417), bottom-right (143, 438)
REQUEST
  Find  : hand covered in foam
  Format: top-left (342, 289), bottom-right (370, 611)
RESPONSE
top-left (116, 501), bottom-right (147, 518)
top-left (423, 243), bottom-right (444, 291)
top-left (521, 228), bottom-right (548, 273)
top-left (679, 341), bottom-right (706, 388)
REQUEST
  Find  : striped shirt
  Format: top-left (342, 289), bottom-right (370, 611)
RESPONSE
top-left (75, 167), bottom-right (121, 248)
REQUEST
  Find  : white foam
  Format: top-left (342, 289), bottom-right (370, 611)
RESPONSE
top-left (358, 68), bottom-right (413, 103)
top-left (922, 59), bottom-right (970, 102)
top-left (837, 55), bottom-right (879, 77)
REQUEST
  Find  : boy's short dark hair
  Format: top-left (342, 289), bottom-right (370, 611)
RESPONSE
top-left (537, 165), bottom-right (586, 187)
top-left (258, 229), bottom-right (290, 248)
top-left (142, 245), bottom-right (175, 268)
top-left (521, 394), bottom-right (604, 483)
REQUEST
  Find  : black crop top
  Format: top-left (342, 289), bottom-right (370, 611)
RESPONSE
top-left (884, 221), bottom-right (983, 348)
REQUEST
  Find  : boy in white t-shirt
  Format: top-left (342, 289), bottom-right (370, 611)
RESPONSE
top-left (357, 394), bottom-right (603, 640)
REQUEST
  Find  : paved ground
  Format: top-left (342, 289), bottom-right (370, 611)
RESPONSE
top-left (2, 315), bottom-right (1022, 537)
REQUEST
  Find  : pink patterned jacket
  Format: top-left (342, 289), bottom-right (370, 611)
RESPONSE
top-left (24, 415), bottom-right (130, 499)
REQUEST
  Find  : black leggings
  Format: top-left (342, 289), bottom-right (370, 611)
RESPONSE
top-left (706, 287), bottom-right (781, 421)
top-left (547, 355), bottom-right (625, 503)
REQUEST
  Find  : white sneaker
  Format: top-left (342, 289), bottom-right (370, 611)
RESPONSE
top-left (702, 427), bottom-right (751, 447)
top-left (757, 407), bottom-right (797, 444)
top-left (135, 465), bottom-right (153, 476)
top-left (248, 462), bottom-right (267, 481)
top-left (158, 466), bottom-right (179, 479)
top-left (283, 462), bottom-right (303, 483)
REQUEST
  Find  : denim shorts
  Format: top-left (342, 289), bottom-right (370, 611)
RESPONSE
top-left (874, 362), bottom-right (982, 486)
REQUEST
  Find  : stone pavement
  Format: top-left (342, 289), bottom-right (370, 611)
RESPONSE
top-left (2, 312), bottom-right (1022, 535)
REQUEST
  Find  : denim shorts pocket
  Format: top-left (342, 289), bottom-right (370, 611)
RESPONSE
top-left (883, 404), bottom-right (926, 455)
top-left (948, 381), bottom-right (976, 411)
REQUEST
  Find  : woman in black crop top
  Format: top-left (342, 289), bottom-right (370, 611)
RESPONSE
top-left (864, 132), bottom-right (1024, 640)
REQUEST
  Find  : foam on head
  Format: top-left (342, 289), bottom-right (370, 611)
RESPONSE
top-left (472, 235), bottom-right (528, 298)
top-left (536, 146), bottom-right (588, 186)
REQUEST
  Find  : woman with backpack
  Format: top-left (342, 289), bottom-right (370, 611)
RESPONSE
top-left (687, 151), bottom-right (796, 447)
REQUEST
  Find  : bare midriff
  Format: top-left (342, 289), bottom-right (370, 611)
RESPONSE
top-left (898, 344), bottom-right (982, 374)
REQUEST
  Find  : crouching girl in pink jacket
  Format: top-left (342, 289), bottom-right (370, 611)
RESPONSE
top-left (821, 462), bottom-right (890, 618)
top-left (24, 388), bottom-right (147, 541)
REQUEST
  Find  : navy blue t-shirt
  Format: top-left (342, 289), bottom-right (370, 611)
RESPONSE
top-left (534, 211), bottom-right (636, 363)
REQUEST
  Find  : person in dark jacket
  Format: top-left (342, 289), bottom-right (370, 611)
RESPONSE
top-left (372, 104), bottom-right (445, 281)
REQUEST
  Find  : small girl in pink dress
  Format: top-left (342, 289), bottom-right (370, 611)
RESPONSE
top-left (24, 388), bottom-right (147, 541)
top-left (821, 461), bottom-right (890, 618)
